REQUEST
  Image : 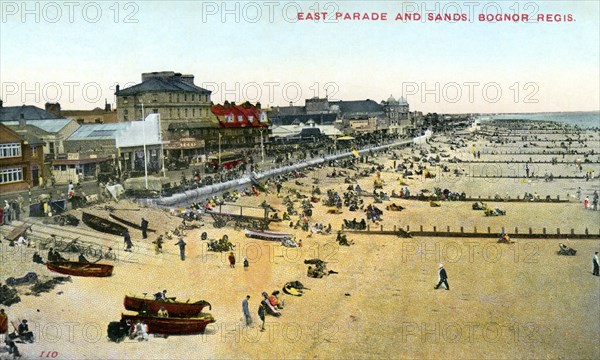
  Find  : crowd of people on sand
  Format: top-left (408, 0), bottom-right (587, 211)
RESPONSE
top-left (1, 308), bottom-right (36, 357)
top-left (1, 120), bottom-right (598, 352)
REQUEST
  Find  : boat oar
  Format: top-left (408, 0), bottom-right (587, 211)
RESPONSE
top-left (10, 320), bottom-right (19, 333)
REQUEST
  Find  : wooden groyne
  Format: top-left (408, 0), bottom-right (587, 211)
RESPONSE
top-left (342, 224), bottom-right (600, 240)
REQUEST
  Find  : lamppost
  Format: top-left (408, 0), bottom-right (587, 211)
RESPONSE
top-left (141, 101), bottom-right (148, 190)
top-left (218, 132), bottom-right (222, 167)
top-left (259, 128), bottom-right (265, 164)
top-left (158, 113), bottom-right (166, 177)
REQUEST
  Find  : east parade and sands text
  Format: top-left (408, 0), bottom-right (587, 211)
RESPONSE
top-left (297, 12), bottom-right (574, 22)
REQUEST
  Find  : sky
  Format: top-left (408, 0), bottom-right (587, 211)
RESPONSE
top-left (1, 0), bottom-right (599, 114)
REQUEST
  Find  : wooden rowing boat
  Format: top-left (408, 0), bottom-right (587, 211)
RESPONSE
top-left (82, 212), bottom-right (127, 236)
top-left (120, 313), bottom-right (215, 335)
top-left (245, 228), bottom-right (292, 241)
top-left (46, 261), bottom-right (113, 277)
top-left (124, 295), bottom-right (211, 317)
top-left (109, 214), bottom-right (156, 233)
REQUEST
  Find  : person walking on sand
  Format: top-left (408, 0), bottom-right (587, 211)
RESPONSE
top-left (175, 237), bottom-right (186, 261)
top-left (123, 229), bottom-right (133, 252)
top-left (141, 218), bottom-right (149, 239)
top-left (3, 200), bottom-right (11, 225)
top-left (593, 252), bottom-right (599, 276)
top-left (434, 263), bottom-right (450, 290)
top-left (258, 302), bottom-right (266, 331)
top-left (243, 257), bottom-right (249, 269)
top-left (584, 196), bottom-right (589, 210)
top-left (242, 295), bottom-right (252, 326)
top-left (154, 235), bottom-right (164, 255)
top-left (0, 308), bottom-right (8, 335)
top-left (228, 252), bottom-right (236, 268)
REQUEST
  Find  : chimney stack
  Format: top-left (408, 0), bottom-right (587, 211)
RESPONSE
top-left (19, 113), bottom-right (26, 127)
top-left (45, 102), bottom-right (61, 116)
top-left (0, 99), bottom-right (3, 108)
top-left (104, 98), bottom-right (111, 112)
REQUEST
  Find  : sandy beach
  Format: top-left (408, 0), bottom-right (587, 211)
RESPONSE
top-left (1, 120), bottom-right (599, 359)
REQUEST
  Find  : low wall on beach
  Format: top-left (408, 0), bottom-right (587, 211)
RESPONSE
top-left (138, 137), bottom-right (419, 207)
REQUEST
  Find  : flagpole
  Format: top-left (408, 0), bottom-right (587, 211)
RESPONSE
top-left (142, 101), bottom-right (148, 190)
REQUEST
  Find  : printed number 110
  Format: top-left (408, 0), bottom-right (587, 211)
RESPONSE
top-left (40, 351), bottom-right (58, 358)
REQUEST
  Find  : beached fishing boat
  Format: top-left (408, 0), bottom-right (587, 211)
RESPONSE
top-left (46, 261), bottom-right (113, 277)
top-left (109, 214), bottom-right (156, 233)
top-left (120, 313), bottom-right (215, 335)
top-left (245, 228), bottom-right (292, 241)
top-left (124, 295), bottom-right (211, 317)
top-left (82, 212), bottom-right (127, 236)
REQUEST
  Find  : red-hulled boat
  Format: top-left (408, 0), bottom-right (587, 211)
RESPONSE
top-left (124, 295), bottom-right (211, 318)
top-left (46, 261), bottom-right (113, 277)
top-left (120, 313), bottom-right (215, 335)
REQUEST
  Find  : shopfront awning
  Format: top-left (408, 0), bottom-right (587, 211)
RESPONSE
top-left (163, 138), bottom-right (205, 150)
top-left (52, 157), bottom-right (112, 165)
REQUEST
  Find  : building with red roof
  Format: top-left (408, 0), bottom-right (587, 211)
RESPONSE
top-left (210, 101), bottom-right (268, 150)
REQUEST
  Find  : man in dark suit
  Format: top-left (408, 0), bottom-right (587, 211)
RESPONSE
top-left (141, 218), bottom-right (149, 239)
top-left (434, 264), bottom-right (449, 290)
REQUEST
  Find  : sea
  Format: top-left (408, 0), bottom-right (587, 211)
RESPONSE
top-left (479, 111), bottom-right (600, 129)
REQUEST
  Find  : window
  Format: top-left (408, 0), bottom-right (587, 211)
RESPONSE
top-left (169, 93), bottom-right (172, 102)
top-left (193, 108), bottom-right (196, 117)
top-left (184, 94), bottom-right (187, 101)
top-left (153, 109), bottom-right (158, 114)
top-left (177, 94), bottom-right (180, 102)
top-left (0, 167), bottom-right (23, 184)
top-left (153, 94), bottom-right (158, 103)
top-left (31, 145), bottom-right (37, 156)
top-left (185, 109), bottom-right (188, 118)
top-left (0, 143), bottom-right (21, 158)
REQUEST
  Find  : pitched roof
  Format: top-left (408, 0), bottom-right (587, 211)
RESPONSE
top-left (271, 106), bottom-right (305, 116)
top-left (116, 77), bottom-right (211, 96)
top-left (12, 131), bottom-right (44, 145)
top-left (270, 113), bottom-right (338, 126)
top-left (0, 105), bottom-right (59, 121)
top-left (0, 123), bottom-right (44, 145)
top-left (1, 119), bottom-right (74, 133)
top-left (211, 104), bottom-right (267, 128)
top-left (330, 100), bottom-right (384, 114)
top-left (67, 123), bottom-right (130, 140)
